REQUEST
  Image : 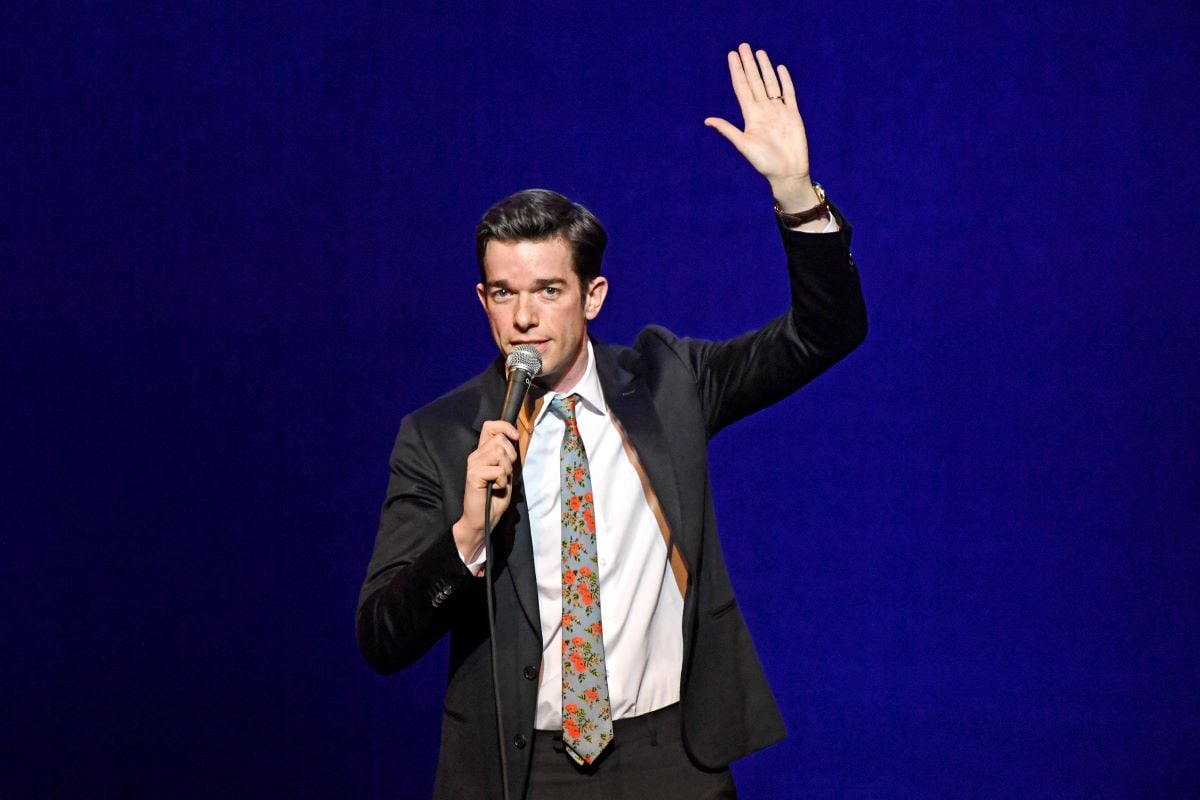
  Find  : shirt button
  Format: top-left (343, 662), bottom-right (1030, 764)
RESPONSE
top-left (599, 557), bottom-right (607, 567)
top-left (523, 665), bottom-right (537, 680)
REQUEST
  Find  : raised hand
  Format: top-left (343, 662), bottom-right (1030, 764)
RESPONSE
top-left (704, 43), bottom-right (820, 213)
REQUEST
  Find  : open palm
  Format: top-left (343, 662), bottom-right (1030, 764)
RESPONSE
top-left (705, 43), bottom-right (815, 205)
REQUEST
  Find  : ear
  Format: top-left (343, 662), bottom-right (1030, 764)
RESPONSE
top-left (476, 282), bottom-right (488, 313)
top-left (583, 276), bottom-right (608, 321)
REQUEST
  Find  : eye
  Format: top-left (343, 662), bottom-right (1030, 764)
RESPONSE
top-left (543, 286), bottom-right (561, 297)
top-left (491, 287), bottom-right (512, 300)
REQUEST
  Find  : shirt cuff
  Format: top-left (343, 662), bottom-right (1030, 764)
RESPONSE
top-left (461, 544), bottom-right (487, 576)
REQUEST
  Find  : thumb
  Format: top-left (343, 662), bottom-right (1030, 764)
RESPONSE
top-left (704, 116), bottom-right (744, 148)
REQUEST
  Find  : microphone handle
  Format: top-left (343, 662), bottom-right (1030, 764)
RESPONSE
top-left (499, 367), bottom-right (533, 426)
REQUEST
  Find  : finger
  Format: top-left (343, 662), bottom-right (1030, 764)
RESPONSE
top-left (725, 50), bottom-right (754, 112)
top-left (478, 420), bottom-right (519, 444)
top-left (755, 49), bottom-right (783, 100)
top-left (738, 42), bottom-right (766, 100)
top-left (705, 117), bottom-right (759, 165)
top-left (476, 465), bottom-right (509, 490)
top-left (491, 437), bottom-right (518, 464)
top-left (778, 64), bottom-right (798, 108)
top-left (471, 458), bottom-right (514, 488)
top-left (475, 438), bottom-right (516, 470)
top-left (704, 117), bottom-right (745, 148)
top-left (468, 438), bottom-right (515, 469)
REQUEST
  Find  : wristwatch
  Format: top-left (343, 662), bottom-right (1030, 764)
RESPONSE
top-left (773, 183), bottom-right (829, 227)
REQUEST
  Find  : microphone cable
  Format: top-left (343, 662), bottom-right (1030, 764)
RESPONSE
top-left (483, 344), bottom-right (540, 800)
top-left (484, 488), bottom-right (511, 800)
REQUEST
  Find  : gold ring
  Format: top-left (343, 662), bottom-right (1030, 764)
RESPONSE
top-left (766, 94), bottom-right (784, 101)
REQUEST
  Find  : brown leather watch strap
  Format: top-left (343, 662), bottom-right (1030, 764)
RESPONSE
top-left (774, 183), bottom-right (829, 227)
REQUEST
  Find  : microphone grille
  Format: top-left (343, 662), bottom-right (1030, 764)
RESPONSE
top-left (506, 344), bottom-right (543, 377)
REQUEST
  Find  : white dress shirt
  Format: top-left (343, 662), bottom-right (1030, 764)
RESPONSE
top-left (467, 341), bottom-right (685, 729)
top-left (523, 341), bottom-right (685, 729)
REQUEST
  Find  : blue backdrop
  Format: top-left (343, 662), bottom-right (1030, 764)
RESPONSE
top-left (5, 2), bottom-right (1198, 797)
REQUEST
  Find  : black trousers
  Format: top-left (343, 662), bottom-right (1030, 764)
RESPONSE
top-left (526, 704), bottom-right (737, 800)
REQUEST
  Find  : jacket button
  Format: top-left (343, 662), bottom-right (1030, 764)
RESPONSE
top-left (523, 665), bottom-right (537, 680)
top-left (513, 734), bottom-right (527, 749)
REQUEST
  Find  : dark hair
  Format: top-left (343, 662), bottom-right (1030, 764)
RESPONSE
top-left (475, 189), bottom-right (607, 293)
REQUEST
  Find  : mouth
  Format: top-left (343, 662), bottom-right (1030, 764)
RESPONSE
top-left (511, 340), bottom-right (549, 353)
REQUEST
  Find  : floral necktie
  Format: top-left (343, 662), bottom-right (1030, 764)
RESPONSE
top-left (549, 393), bottom-right (613, 765)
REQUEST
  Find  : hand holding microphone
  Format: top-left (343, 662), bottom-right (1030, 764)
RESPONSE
top-left (452, 345), bottom-right (542, 563)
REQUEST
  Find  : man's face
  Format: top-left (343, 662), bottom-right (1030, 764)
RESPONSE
top-left (476, 236), bottom-right (608, 393)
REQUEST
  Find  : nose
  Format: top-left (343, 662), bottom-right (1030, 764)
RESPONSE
top-left (514, 293), bottom-right (537, 330)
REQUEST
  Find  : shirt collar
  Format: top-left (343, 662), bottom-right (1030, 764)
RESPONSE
top-left (532, 339), bottom-right (606, 427)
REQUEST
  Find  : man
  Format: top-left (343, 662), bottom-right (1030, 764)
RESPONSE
top-left (357, 43), bottom-right (867, 799)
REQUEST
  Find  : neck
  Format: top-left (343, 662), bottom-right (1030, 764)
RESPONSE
top-left (540, 340), bottom-right (589, 395)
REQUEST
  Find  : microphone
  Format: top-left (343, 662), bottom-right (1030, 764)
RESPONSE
top-left (487, 345), bottom-right (544, 800)
top-left (487, 343), bottom-right (541, 800)
top-left (499, 344), bottom-right (542, 425)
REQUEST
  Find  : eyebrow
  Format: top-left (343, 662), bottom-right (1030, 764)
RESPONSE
top-left (486, 278), bottom-right (569, 289)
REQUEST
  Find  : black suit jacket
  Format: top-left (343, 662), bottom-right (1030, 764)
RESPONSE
top-left (357, 213), bottom-right (867, 799)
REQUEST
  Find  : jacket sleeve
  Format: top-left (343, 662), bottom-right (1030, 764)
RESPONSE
top-left (355, 411), bottom-right (478, 675)
top-left (660, 205), bottom-right (867, 438)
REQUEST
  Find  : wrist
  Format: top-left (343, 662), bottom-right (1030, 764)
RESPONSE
top-left (768, 175), bottom-right (817, 212)
top-left (452, 517), bottom-right (485, 562)
top-left (774, 182), bottom-right (831, 230)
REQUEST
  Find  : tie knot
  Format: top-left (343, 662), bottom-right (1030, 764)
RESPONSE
top-left (548, 393), bottom-right (580, 423)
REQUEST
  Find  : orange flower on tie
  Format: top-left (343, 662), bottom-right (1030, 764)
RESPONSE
top-left (563, 569), bottom-right (576, 585)
top-left (566, 703), bottom-right (578, 714)
top-left (572, 635), bottom-right (584, 646)
top-left (583, 508), bottom-right (595, 532)
top-left (573, 466), bottom-right (584, 483)
top-left (571, 653), bottom-right (586, 673)
top-left (569, 541), bottom-right (581, 557)
top-left (562, 612), bottom-right (574, 628)
top-left (564, 718), bottom-right (581, 739)
top-left (584, 492), bottom-right (593, 504)
top-left (591, 622), bottom-right (602, 635)
top-left (585, 688), bottom-right (598, 702)
top-left (579, 566), bottom-right (591, 577)
top-left (569, 495), bottom-right (582, 511)
top-left (580, 585), bottom-right (593, 606)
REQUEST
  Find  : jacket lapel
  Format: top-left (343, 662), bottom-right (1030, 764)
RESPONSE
top-left (593, 341), bottom-right (693, 576)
